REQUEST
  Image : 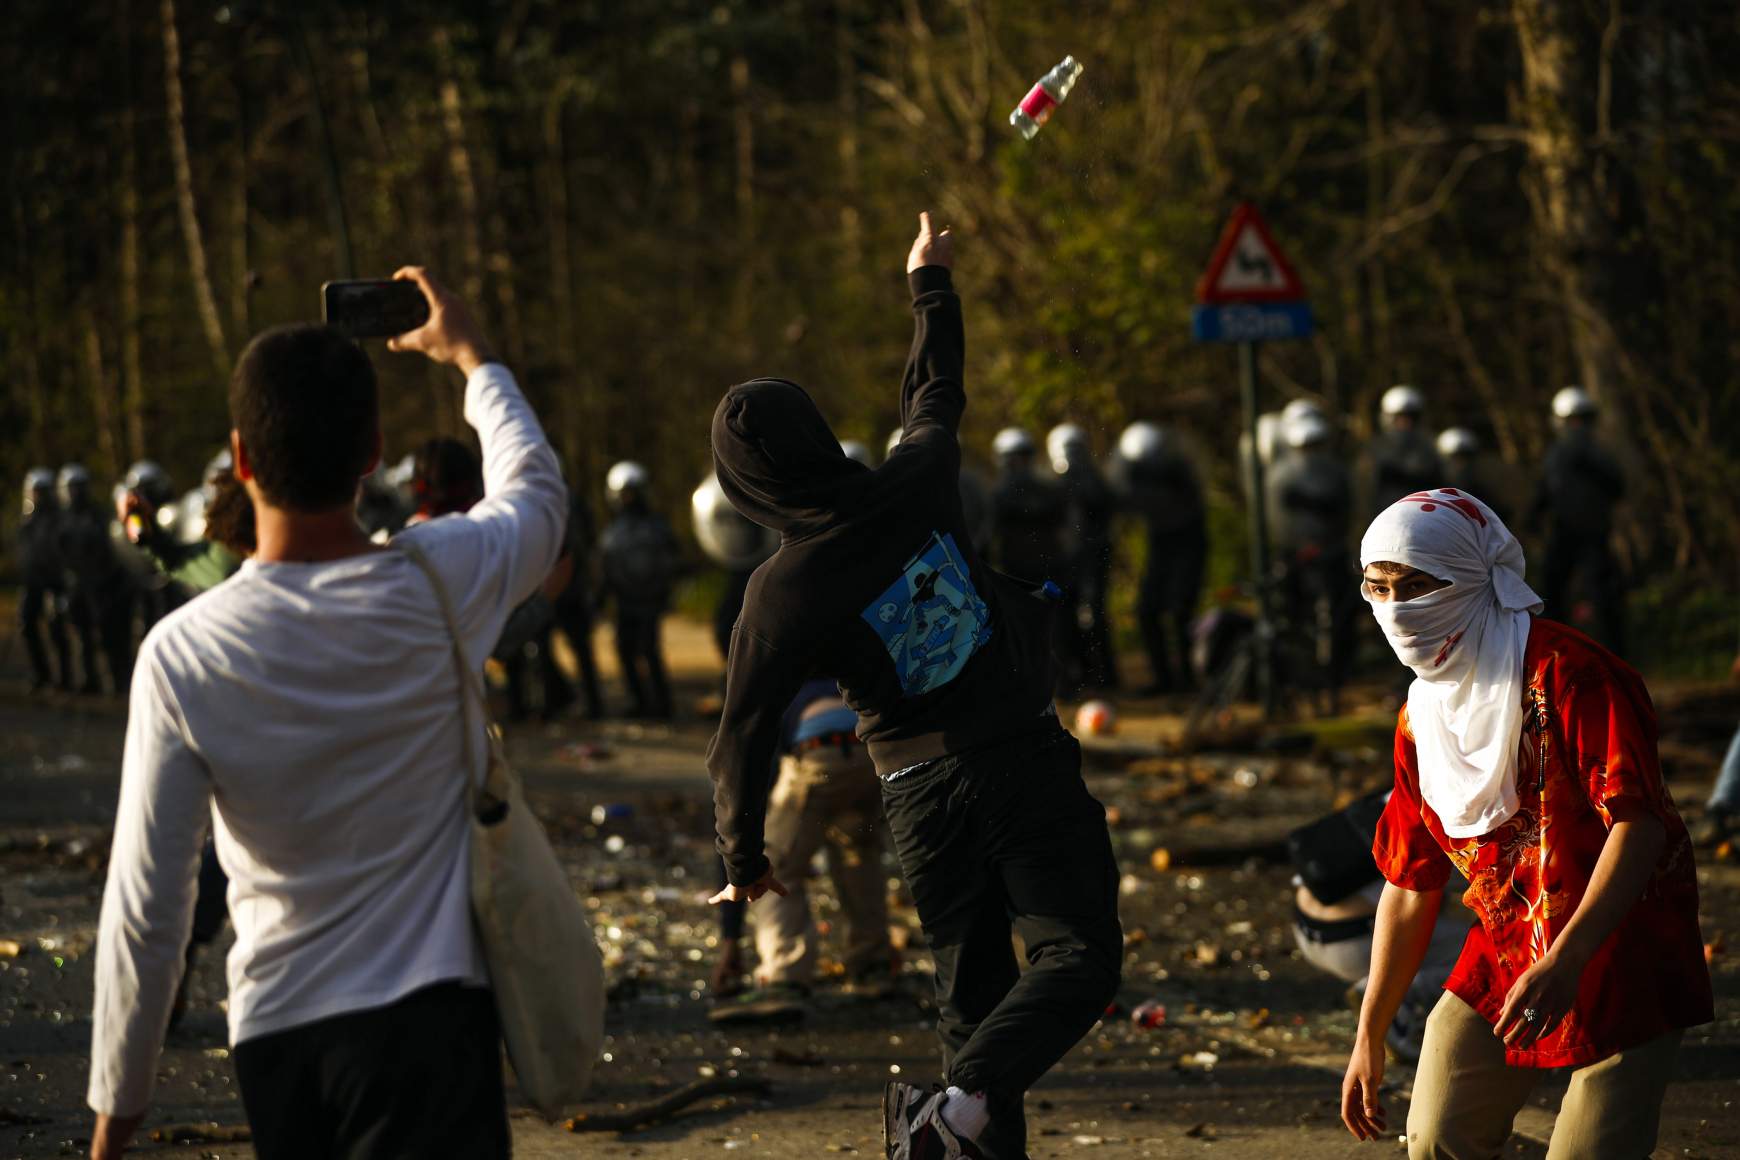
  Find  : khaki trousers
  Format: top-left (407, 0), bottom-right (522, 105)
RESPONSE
top-left (755, 746), bottom-right (891, 985)
top-left (1407, 991), bottom-right (1681, 1160)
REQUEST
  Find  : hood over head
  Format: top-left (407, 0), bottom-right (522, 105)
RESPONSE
top-left (711, 378), bottom-right (869, 534)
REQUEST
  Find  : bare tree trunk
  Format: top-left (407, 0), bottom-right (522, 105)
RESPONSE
top-left (676, 95), bottom-right (701, 316)
top-left (161, 0), bottom-right (230, 381)
top-left (432, 27), bottom-right (484, 436)
top-left (80, 303), bottom-right (123, 479)
top-left (119, 0), bottom-right (146, 461)
top-left (836, 0), bottom-right (862, 276)
top-left (730, 52), bottom-right (755, 347)
top-left (542, 87), bottom-right (586, 465)
top-left (230, 21), bottom-right (251, 342)
top-left (12, 190), bottom-right (46, 451)
top-left (1512, 0), bottom-right (1620, 402)
top-left (1427, 262), bottom-right (1523, 463)
top-left (1358, 0), bottom-right (1393, 430)
top-left (483, 196), bottom-right (525, 374)
top-left (436, 31), bottom-right (485, 308)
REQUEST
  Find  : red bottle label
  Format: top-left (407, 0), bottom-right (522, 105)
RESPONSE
top-left (1019, 82), bottom-right (1057, 121)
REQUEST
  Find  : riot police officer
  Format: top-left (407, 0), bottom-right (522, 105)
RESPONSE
top-left (693, 470), bottom-right (780, 668)
top-left (1114, 422), bottom-right (1207, 694)
top-left (119, 459), bottom-right (184, 628)
top-left (886, 427), bottom-right (994, 553)
top-left (1267, 410), bottom-right (1357, 711)
top-left (1048, 423), bottom-right (1117, 691)
top-left (988, 428), bottom-right (1071, 583)
top-left (19, 468), bottom-right (72, 693)
top-left (1363, 385), bottom-right (1442, 515)
top-left (1436, 427), bottom-right (1479, 489)
top-left (539, 482), bottom-right (607, 721)
top-left (55, 464), bottom-right (134, 695)
top-left (174, 449), bottom-right (234, 545)
top-left (1527, 386), bottom-right (1627, 654)
top-left (601, 461), bottom-right (681, 719)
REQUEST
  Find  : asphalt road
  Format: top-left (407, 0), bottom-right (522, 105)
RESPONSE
top-left (2, 617), bottom-right (1736, 1159)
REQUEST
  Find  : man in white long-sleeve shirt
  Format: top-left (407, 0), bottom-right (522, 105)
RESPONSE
top-left (88, 268), bottom-right (565, 1160)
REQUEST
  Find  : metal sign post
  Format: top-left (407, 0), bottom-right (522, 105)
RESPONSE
top-left (1192, 203), bottom-right (1312, 721)
top-left (1239, 339), bottom-right (1276, 718)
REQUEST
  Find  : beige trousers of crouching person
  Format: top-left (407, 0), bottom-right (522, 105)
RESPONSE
top-left (1406, 992), bottom-right (1681, 1160)
top-left (755, 744), bottom-right (892, 986)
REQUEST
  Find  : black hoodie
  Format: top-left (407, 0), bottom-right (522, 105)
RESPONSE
top-left (707, 266), bottom-right (1060, 886)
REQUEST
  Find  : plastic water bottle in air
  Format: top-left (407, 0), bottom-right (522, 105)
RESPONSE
top-left (1009, 55), bottom-right (1084, 139)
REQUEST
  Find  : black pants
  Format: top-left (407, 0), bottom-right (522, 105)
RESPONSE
top-left (1137, 528), bottom-right (1206, 691)
top-left (1075, 551), bottom-right (1117, 692)
top-left (66, 584), bottom-right (134, 695)
top-left (1278, 548), bottom-right (1357, 704)
top-left (614, 610), bottom-right (672, 718)
top-left (97, 587), bottom-right (135, 695)
top-left (880, 728), bottom-right (1122, 1160)
top-left (1541, 526), bottom-right (1627, 658)
top-left (63, 589), bottom-right (103, 693)
top-left (551, 594), bottom-right (605, 718)
top-left (715, 855), bottom-right (746, 941)
top-left (189, 838), bottom-right (228, 946)
top-left (20, 582), bottom-right (71, 689)
top-left (234, 982), bottom-right (509, 1160)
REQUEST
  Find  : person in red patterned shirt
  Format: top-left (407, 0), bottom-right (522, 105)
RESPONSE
top-left (1339, 488), bottom-right (1711, 1159)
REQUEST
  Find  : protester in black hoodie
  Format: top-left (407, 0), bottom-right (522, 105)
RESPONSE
top-left (706, 214), bottom-right (1122, 1160)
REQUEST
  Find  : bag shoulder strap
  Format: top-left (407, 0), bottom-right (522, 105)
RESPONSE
top-left (396, 539), bottom-right (493, 802)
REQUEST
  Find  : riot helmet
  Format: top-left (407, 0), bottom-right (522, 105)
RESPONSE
top-left (1380, 385), bottom-right (1426, 429)
top-left (1281, 409), bottom-right (1333, 450)
top-left (839, 440), bottom-right (874, 467)
top-left (1280, 398), bottom-right (1325, 426)
top-left (57, 463), bottom-right (92, 508)
top-left (691, 472), bottom-right (779, 571)
top-left (1436, 427), bottom-right (1479, 458)
top-left (606, 460), bottom-right (651, 510)
top-left (992, 427), bottom-right (1037, 467)
top-left (1552, 386), bottom-right (1597, 421)
top-left (203, 448), bottom-right (233, 489)
top-left (1116, 421), bottom-right (1166, 466)
top-left (383, 453), bottom-right (416, 497)
top-left (23, 467), bottom-right (54, 516)
top-left (124, 459), bottom-right (177, 508)
top-left (1046, 423), bottom-right (1091, 475)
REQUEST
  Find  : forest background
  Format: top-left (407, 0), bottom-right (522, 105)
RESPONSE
top-left (3, 0), bottom-right (1736, 671)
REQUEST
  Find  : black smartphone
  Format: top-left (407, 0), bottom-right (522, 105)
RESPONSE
top-left (321, 279), bottom-right (431, 339)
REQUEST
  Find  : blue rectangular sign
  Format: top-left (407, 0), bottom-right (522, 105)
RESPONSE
top-left (1192, 302), bottom-right (1314, 343)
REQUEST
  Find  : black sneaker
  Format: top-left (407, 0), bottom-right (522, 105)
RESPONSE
top-left (707, 981), bottom-right (808, 1026)
top-left (883, 1082), bottom-right (984, 1159)
top-left (842, 953), bottom-right (902, 1000)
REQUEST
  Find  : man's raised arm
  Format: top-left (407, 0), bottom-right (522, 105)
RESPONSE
top-left (896, 212), bottom-right (964, 448)
top-left (389, 267), bottom-right (567, 625)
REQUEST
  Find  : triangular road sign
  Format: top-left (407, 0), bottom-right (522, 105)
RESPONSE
top-left (1195, 203), bottom-right (1307, 304)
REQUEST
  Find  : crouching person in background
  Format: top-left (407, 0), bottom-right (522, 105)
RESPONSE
top-left (712, 679), bottom-right (896, 1025)
top-left (87, 268), bottom-right (566, 1160)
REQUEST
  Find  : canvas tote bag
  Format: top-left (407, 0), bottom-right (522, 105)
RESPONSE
top-left (400, 541), bottom-right (606, 1117)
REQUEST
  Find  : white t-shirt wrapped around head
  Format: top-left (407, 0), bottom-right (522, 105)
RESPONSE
top-left (1360, 488), bottom-right (1543, 840)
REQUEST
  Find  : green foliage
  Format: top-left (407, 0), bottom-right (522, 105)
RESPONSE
top-left (0, 0), bottom-right (1734, 669)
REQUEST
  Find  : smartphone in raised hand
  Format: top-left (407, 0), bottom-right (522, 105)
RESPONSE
top-left (321, 279), bottom-right (431, 339)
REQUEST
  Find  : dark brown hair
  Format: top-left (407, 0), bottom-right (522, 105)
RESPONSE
top-left (229, 324), bottom-right (378, 511)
